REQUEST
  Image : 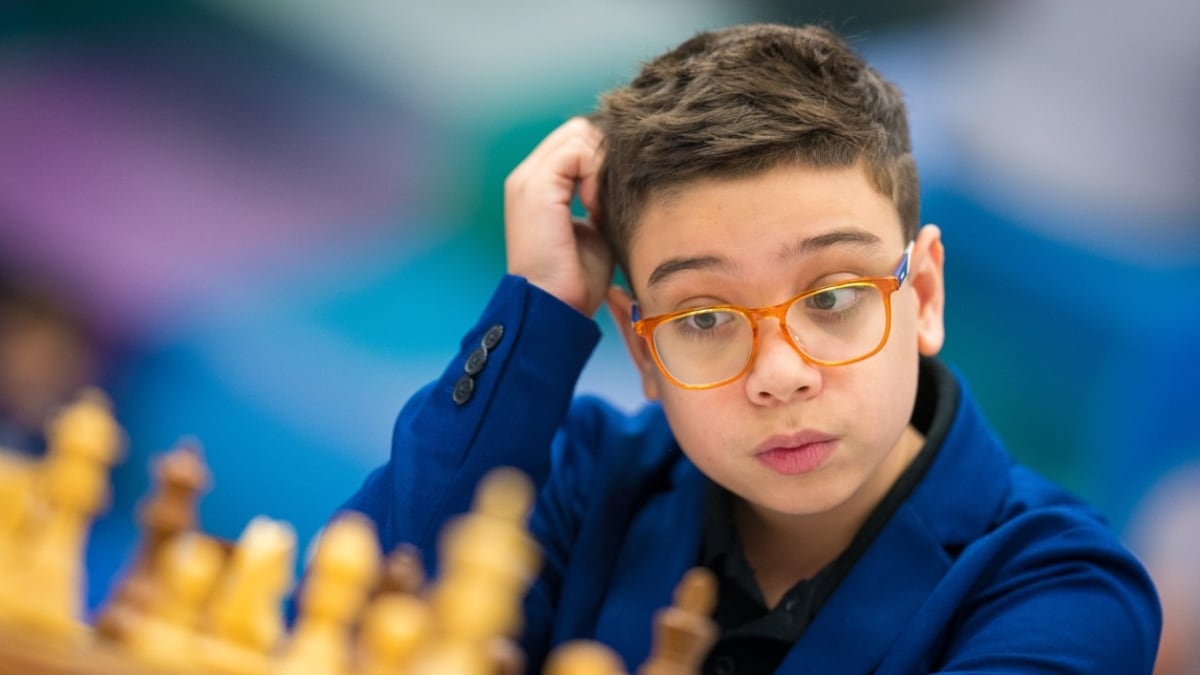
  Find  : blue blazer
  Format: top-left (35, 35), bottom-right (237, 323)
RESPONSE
top-left (344, 275), bottom-right (1160, 674)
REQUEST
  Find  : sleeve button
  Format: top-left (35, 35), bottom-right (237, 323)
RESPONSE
top-left (452, 374), bottom-right (475, 405)
top-left (481, 324), bottom-right (505, 350)
top-left (464, 347), bottom-right (488, 375)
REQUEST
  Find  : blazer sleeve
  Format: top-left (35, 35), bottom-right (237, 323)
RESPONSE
top-left (339, 274), bottom-right (602, 570)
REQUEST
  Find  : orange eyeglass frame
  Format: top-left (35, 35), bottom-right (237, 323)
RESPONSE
top-left (630, 241), bottom-right (913, 390)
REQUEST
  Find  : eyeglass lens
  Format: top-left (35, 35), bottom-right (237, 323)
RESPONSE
top-left (651, 282), bottom-right (887, 386)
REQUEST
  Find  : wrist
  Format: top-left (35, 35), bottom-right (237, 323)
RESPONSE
top-left (513, 268), bottom-right (593, 317)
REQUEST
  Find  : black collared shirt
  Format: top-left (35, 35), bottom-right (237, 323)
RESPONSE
top-left (699, 358), bottom-right (960, 675)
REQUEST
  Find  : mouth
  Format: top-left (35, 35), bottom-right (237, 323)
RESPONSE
top-left (754, 431), bottom-right (837, 476)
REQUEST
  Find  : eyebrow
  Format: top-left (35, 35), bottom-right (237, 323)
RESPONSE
top-left (646, 255), bottom-right (734, 288)
top-left (645, 228), bottom-right (883, 289)
top-left (776, 229), bottom-right (883, 261)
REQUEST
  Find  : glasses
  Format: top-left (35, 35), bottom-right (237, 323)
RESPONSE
top-left (631, 242), bottom-right (913, 390)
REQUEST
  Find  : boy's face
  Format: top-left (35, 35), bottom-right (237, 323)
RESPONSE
top-left (609, 162), bottom-right (945, 520)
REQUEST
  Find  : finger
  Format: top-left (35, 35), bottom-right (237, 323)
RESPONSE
top-left (534, 127), bottom-right (602, 189)
top-left (507, 135), bottom-right (601, 217)
top-left (530, 134), bottom-right (603, 208)
top-left (576, 142), bottom-right (605, 217)
top-left (511, 117), bottom-right (601, 179)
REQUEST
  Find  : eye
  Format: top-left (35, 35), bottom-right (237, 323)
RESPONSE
top-left (805, 286), bottom-right (863, 312)
top-left (684, 310), bottom-right (731, 331)
top-left (664, 309), bottom-right (742, 340)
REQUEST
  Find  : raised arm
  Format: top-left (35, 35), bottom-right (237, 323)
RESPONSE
top-left (341, 117), bottom-right (614, 565)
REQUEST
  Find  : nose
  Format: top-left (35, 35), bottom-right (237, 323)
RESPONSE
top-left (743, 319), bottom-right (823, 406)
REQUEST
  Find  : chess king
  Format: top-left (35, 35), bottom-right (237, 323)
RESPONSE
top-left (338, 22), bottom-right (1160, 675)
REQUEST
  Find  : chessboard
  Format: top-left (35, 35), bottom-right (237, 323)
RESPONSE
top-left (0, 389), bottom-right (717, 675)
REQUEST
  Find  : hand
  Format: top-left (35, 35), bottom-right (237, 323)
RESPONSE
top-left (504, 117), bottom-right (613, 317)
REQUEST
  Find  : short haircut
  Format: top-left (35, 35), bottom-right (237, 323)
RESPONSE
top-left (592, 23), bottom-right (919, 279)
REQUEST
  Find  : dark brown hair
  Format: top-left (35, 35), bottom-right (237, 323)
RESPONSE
top-left (592, 24), bottom-right (919, 279)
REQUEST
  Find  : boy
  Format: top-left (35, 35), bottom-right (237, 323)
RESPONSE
top-left (343, 24), bottom-right (1160, 673)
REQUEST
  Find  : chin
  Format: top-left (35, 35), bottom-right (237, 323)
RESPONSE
top-left (748, 483), bottom-right (853, 518)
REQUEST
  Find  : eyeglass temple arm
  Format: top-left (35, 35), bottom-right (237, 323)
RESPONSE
top-left (894, 241), bottom-right (914, 286)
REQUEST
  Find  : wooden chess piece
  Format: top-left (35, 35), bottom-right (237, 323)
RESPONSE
top-left (408, 468), bottom-right (539, 675)
top-left (277, 512), bottom-right (380, 675)
top-left (14, 389), bottom-right (123, 641)
top-left (545, 640), bottom-right (628, 675)
top-left (373, 543), bottom-right (425, 598)
top-left (358, 593), bottom-right (433, 675)
top-left (488, 636), bottom-right (527, 675)
top-left (200, 516), bottom-right (296, 675)
top-left (358, 543), bottom-right (433, 674)
top-left (0, 451), bottom-right (36, 614)
top-left (636, 567), bottom-right (719, 675)
top-left (96, 441), bottom-right (209, 642)
top-left (125, 532), bottom-right (225, 671)
top-left (430, 468), bottom-right (540, 644)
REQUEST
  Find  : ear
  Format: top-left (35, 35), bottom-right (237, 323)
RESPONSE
top-left (605, 285), bottom-right (662, 401)
top-left (910, 225), bottom-right (946, 356)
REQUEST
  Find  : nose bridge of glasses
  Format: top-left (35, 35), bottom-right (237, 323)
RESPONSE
top-left (745, 295), bottom-right (796, 325)
top-left (745, 302), bottom-right (810, 362)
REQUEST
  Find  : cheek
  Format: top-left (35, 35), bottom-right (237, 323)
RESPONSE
top-left (658, 389), bottom-right (737, 461)
top-left (835, 345), bottom-right (918, 437)
top-left (887, 289), bottom-right (922, 348)
top-left (863, 345), bottom-right (921, 434)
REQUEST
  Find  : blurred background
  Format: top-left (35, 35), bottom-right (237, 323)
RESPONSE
top-left (1, 0), bottom-right (1197, 668)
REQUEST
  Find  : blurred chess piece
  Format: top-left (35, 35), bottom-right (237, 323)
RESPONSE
top-left (278, 511), bottom-right (379, 675)
top-left (545, 640), bottom-right (628, 675)
top-left (97, 442), bottom-right (210, 641)
top-left (0, 390), bottom-right (724, 675)
top-left (488, 635), bottom-right (527, 675)
top-left (408, 467), bottom-right (541, 675)
top-left (125, 532), bottom-right (225, 671)
top-left (636, 567), bottom-right (718, 675)
top-left (4, 389), bottom-right (123, 641)
top-left (0, 450), bottom-right (36, 584)
top-left (358, 591), bottom-right (433, 675)
top-left (201, 516), bottom-right (297, 675)
top-left (372, 543), bottom-right (425, 598)
top-left (357, 544), bottom-right (431, 674)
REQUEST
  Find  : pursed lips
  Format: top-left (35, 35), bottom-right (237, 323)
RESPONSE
top-left (753, 430), bottom-right (839, 475)
top-left (754, 430), bottom-right (838, 455)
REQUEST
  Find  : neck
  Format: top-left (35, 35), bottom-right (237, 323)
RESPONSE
top-left (733, 424), bottom-right (925, 607)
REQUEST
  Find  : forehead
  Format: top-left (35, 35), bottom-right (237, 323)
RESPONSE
top-left (626, 163), bottom-right (904, 293)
